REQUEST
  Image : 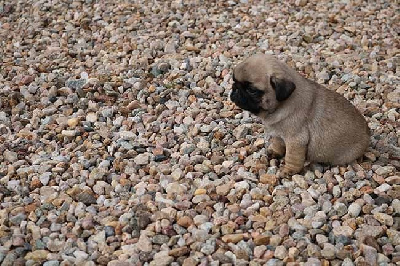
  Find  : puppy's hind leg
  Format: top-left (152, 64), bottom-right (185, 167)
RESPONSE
top-left (267, 136), bottom-right (286, 158)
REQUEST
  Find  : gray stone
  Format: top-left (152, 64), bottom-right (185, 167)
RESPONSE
top-left (200, 239), bottom-right (216, 255)
top-left (321, 243), bottom-right (335, 259)
top-left (348, 203), bottom-right (362, 217)
top-left (66, 79), bottom-right (87, 90)
top-left (361, 244), bottom-right (377, 265)
top-left (134, 153), bottom-right (150, 165)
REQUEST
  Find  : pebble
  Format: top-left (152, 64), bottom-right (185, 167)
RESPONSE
top-left (387, 229), bottom-right (400, 245)
top-left (361, 244), bottom-right (377, 264)
top-left (24, 250), bottom-right (49, 261)
top-left (137, 233), bottom-right (152, 253)
top-left (373, 212), bottom-right (394, 226)
top-left (177, 216), bottom-right (193, 228)
top-left (86, 112), bottom-right (98, 123)
top-left (221, 234), bottom-right (244, 244)
top-left (134, 153), bottom-right (150, 165)
top-left (321, 243), bottom-right (336, 259)
top-left (347, 203), bottom-right (362, 217)
top-left (333, 226), bottom-right (354, 237)
top-left (375, 166), bottom-right (395, 176)
top-left (274, 245), bottom-right (287, 259)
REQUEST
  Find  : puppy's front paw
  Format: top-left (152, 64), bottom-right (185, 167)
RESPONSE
top-left (278, 166), bottom-right (301, 178)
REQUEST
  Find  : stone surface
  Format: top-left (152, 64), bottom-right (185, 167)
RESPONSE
top-left (0, 1), bottom-right (398, 264)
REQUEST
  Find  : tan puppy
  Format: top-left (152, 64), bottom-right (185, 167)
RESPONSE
top-left (230, 54), bottom-right (370, 176)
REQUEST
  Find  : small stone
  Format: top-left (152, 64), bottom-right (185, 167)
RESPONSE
top-left (361, 244), bottom-right (377, 264)
top-left (374, 183), bottom-right (391, 193)
top-left (169, 247), bottom-right (189, 257)
top-left (387, 229), bottom-right (400, 245)
top-left (307, 243), bottom-right (321, 257)
top-left (66, 79), bottom-right (87, 90)
top-left (332, 186), bottom-right (341, 197)
top-left (152, 235), bottom-right (169, 244)
top-left (86, 112), bottom-right (97, 123)
top-left (292, 175), bottom-right (308, 189)
top-left (200, 239), bottom-right (216, 255)
top-left (254, 235), bottom-right (270, 245)
top-left (373, 212), bottom-right (394, 226)
top-left (4, 150), bottom-right (18, 162)
top-left (332, 226), bottom-right (354, 237)
top-left (193, 215), bottom-right (208, 226)
top-left (375, 166), bottom-right (395, 176)
top-left (342, 258), bottom-right (355, 266)
top-left (254, 246), bottom-right (267, 258)
top-left (221, 234), bottom-right (244, 243)
top-left (177, 216), bottom-right (193, 228)
top-left (377, 253), bottom-right (390, 263)
top-left (47, 239), bottom-right (65, 252)
top-left (104, 226), bottom-right (115, 237)
top-left (235, 181), bottom-right (249, 191)
top-left (137, 233), bottom-right (152, 252)
top-left (81, 218), bottom-right (94, 230)
top-left (212, 253), bottom-right (232, 264)
top-left (321, 243), bottom-right (335, 259)
top-left (73, 250), bottom-right (89, 261)
top-left (233, 124), bottom-right (250, 139)
top-left (134, 153), bottom-right (150, 165)
top-left (288, 247), bottom-right (299, 258)
top-left (393, 199), bottom-right (400, 214)
top-left (348, 203), bottom-right (362, 217)
top-left (149, 251), bottom-right (174, 266)
top-left (43, 261), bottom-right (60, 266)
top-left (216, 183), bottom-right (232, 196)
top-left (386, 175), bottom-right (400, 185)
top-left (12, 235), bottom-right (25, 246)
top-left (61, 130), bottom-right (76, 137)
top-left (269, 235), bottom-right (282, 247)
top-left (254, 138), bottom-right (265, 148)
top-left (25, 250), bottom-right (49, 261)
top-left (221, 223), bottom-right (235, 235)
top-left (295, 0), bottom-right (307, 6)
top-left (316, 234), bottom-right (328, 245)
top-left (274, 245), bottom-right (287, 260)
top-left (67, 118), bottom-right (79, 128)
top-left (194, 188), bottom-right (207, 195)
top-left (76, 191), bottom-right (97, 205)
top-left (171, 169), bottom-right (183, 180)
top-left (260, 174), bottom-right (277, 185)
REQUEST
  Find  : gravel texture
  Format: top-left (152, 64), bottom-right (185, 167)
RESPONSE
top-left (0, 0), bottom-right (399, 265)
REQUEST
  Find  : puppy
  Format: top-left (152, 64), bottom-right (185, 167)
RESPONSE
top-left (230, 54), bottom-right (370, 176)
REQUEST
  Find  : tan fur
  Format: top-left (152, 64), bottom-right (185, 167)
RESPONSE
top-left (233, 54), bottom-right (370, 175)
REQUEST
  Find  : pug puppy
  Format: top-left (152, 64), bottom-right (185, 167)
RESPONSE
top-left (230, 54), bottom-right (370, 176)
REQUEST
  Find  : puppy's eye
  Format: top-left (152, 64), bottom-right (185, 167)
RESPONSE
top-left (247, 86), bottom-right (259, 94)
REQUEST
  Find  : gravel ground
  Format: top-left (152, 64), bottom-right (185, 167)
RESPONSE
top-left (0, 0), bottom-right (399, 265)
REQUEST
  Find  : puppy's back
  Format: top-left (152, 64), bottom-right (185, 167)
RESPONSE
top-left (306, 82), bottom-right (370, 164)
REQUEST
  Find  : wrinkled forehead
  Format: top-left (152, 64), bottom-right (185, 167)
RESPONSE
top-left (233, 60), bottom-right (266, 84)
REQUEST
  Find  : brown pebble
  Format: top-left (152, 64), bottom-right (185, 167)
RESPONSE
top-left (254, 235), bottom-right (270, 245)
top-left (221, 233), bottom-right (244, 243)
top-left (177, 216), bottom-right (193, 228)
top-left (169, 247), bottom-right (190, 257)
top-left (260, 174), bottom-right (277, 186)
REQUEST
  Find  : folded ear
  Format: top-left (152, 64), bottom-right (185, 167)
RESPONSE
top-left (270, 76), bottom-right (296, 101)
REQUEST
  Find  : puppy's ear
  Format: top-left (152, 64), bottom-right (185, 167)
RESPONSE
top-left (270, 76), bottom-right (296, 101)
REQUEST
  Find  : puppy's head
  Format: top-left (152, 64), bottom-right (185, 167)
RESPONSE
top-left (230, 54), bottom-right (296, 115)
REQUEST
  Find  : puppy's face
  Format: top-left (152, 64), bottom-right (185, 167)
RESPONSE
top-left (230, 55), bottom-right (296, 116)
